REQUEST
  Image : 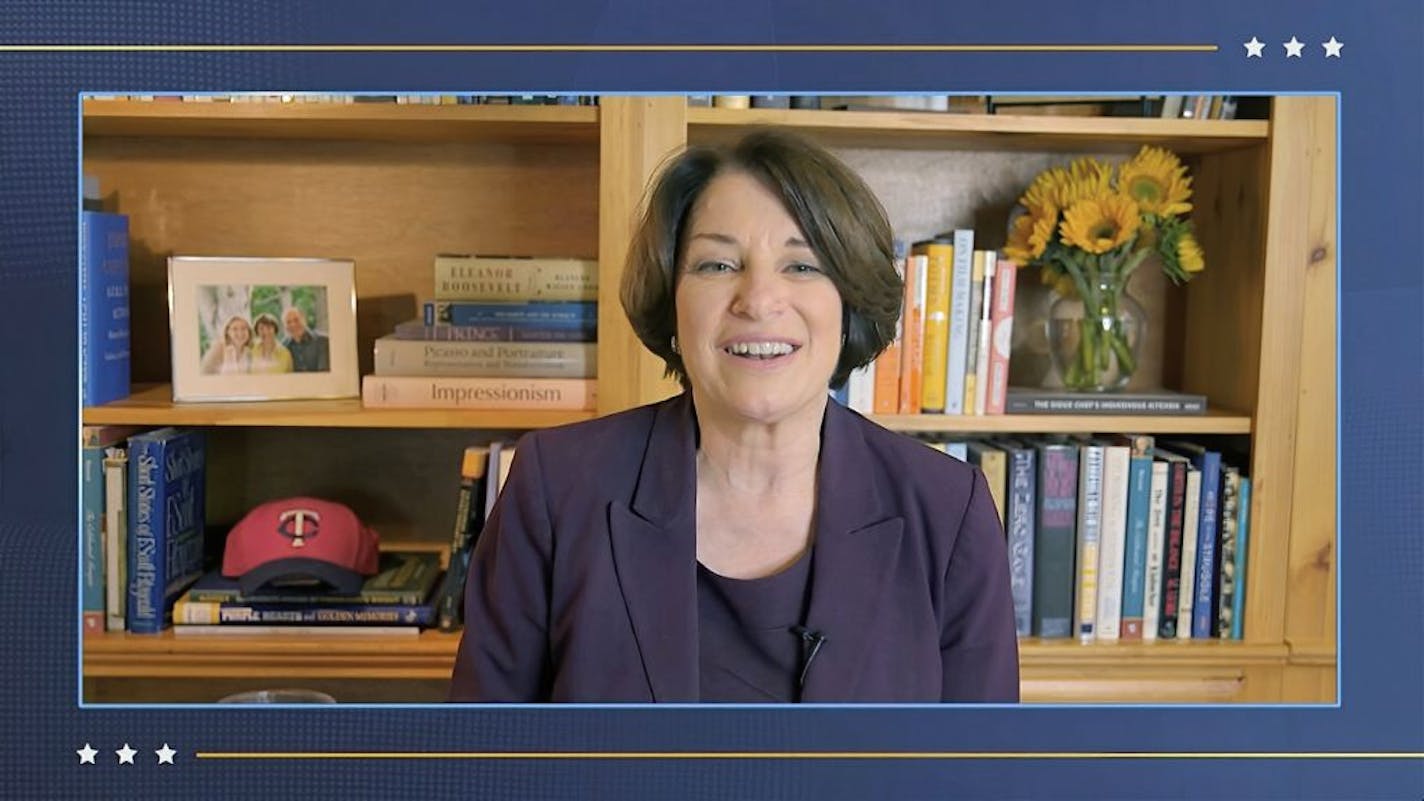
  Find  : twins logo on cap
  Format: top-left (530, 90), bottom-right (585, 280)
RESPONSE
top-left (222, 497), bottom-right (380, 596)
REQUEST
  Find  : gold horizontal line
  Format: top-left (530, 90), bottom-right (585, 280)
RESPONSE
top-left (3, 43), bottom-right (1216, 53)
top-left (195, 751), bottom-right (1424, 760)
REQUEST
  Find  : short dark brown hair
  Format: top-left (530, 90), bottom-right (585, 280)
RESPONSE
top-left (620, 128), bottom-right (903, 389)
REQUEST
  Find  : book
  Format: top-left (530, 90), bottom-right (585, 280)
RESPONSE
top-left (845, 362), bottom-right (876, 414)
top-left (361, 376), bottom-right (595, 410)
top-left (79, 210), bottom-right (130, 407)
top-left (102, 445), bottom-right (128, 631)
top-left (391, 319), bottom-right (596, 343)
top-left (1142, 460), bottom-right (1170, 642)
top-left (965, 441), bottom-right (1008, 526)
top-left (80, 426), bottom-right (144, 633)
top-left (1176, 464), bottom-right (1204, 638)
top-left (172, 625), bottom-right (421, 637)
top-left (1165, 442), bottom-right (1223, 639)
top-left (872, 241), bottom-right (907, 414)
top-left (372, 337), bottom-right (596, 379)
top-left (996, 440), bottom-right (1037, 637)
top-left (1094, 442), bottom-right (1130, 641)
top-left (1119, 444), bottom-right (1154, 641)
top-left (172, 596), bottom-right (435, 627)
top-left (1231, 477), bottom-right (1252, 640)
top-left (436, 445), bottom-right (491, 631)
top-left (1032, 441), bottom-right (1078, 638)
top-left (1216, 466), bottom-right (1242, 639)
top-left (984, 259), bottom-right (1017, 414)
top-left (1156, 455), bottom-right (1189, 639)
top-left (422, 300), bottom-right (597, 330)
top-left (914, 237), bottom-right (954, 412)
top-left (943, 229), bottom-right (974, 415)
top-left (897, 252), bottom-right (926, 415)
top-left (972, 253), bottom-right (996, 416)
top-left (432, 254), bottom-right (597, 302)
top-left (961, 250), bottom-right (987, 415)
top-left (126, 428), bottom-right (207, 634)
top-left (1073, 442), bottom-right (1105, 642)
top-left (186, 550), bottom-right (442, 605)
top-left (1004, 389), bottom-right (1207, 415)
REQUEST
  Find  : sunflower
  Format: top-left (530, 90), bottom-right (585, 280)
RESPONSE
top-left (1021, 166), bottom-right (1069, 211)
top-left (1117, 145), bottom-right (1193, 216)
top-left (1060, 194), bottom-right (1141, 254)
top-left (1004, 204), bottom-right (1059, 264)
top-left (1176, 231), bottom-right (1206, 273)
top-left (1065, 157), bottom-right (1112, 202)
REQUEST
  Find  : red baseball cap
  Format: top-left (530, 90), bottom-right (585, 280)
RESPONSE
top-left (222, 497), bottom-right (380, 596)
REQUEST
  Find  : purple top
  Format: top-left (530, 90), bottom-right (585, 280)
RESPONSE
top-left (697, 551), bottom-right (813, 703)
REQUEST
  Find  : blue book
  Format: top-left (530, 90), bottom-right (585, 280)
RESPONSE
top-left (392, 319), bottom-right (596, 343)
top-left (126, 428), bottom-right (207, 633)
top-left (1231, 477), bottom-right (1252, 640)
top-left (995, 440), bottom-right (1037, 637)
top-left (1119, 455), bottom-right (1154, 639)
top-left (79, 211), bottom-right (130, 407)
top-left (1166, 442), bottom-right (1223, 639)
top-left (423, 300), bottom-right (597, 329)
top-left (1032, 442), bottom-right (1078, 639)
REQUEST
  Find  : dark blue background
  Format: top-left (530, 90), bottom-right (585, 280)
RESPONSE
top-left (2, 1), bottom-right (1420, 798)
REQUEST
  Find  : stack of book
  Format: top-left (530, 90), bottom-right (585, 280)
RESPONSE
top-left (170, 550), bottom-right (443, 637)
top-left (835, 232), bottom-right (1019, 417)
top-left (430, 440), bottom-right (519, 632)
top-left (361, 255), bottom-right (599, 411)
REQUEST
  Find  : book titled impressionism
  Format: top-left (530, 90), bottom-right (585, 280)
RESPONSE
top-left (126, 428), bottom-right (206, 634)
top-left (361, 375), bottom-right (595, 410)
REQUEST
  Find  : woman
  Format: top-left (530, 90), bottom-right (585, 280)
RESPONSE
top-left (200, 315), bottom-right (253, 375)
top-left (249, 313), bottom-right (293, 374)
top-left (449, 129), bottom-right (1018, 703)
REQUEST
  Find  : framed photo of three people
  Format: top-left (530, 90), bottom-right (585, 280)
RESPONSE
top-left (168, 257), bottom-right (359, 402)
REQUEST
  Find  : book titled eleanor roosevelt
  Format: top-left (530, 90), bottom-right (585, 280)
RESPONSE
top-left (361, 375), bottom-right (595, 410)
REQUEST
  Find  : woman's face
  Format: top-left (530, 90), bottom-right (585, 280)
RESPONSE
top-left (674, 170), bottom-right (843, 428)
top-left (256, 320), bottom-right (277, 343)
top-left (226, 318), bottom-right (251, 347)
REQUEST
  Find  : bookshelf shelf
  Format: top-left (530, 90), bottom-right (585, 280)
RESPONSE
top-left (82, 384), bottom-right (597, 429)
top-left (81, 99), bottom-right (599, 144)
top-left (82, 630), bottom-right (1288, 681)
top-left (687, 106), bottom-right (1270, 153)
top-left (873, 409), bottom-right (1251, 435)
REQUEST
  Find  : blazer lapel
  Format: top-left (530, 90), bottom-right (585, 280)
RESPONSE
top-left (800, 402), bottom-right (905, 702)
top-left (607, 394), bottom-right (699, 702)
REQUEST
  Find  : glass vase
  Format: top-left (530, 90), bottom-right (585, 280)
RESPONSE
top-left (1046, 278), bottom-right (1145, 392)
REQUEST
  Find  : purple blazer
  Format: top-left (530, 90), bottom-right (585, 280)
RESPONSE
top-left (448, 393), bottom-right (1020, 703)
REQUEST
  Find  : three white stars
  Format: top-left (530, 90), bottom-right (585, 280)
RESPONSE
top-left (77, 742), bottom-right (177, 765)
top-left (115, 743), bottom-right (137, 765)
top-left (1284, 36), bottom-right (1305, 57)
top-left (1246, 35), bottom-right (1340, 58)
top-left (1323, 36), bottom-right (1343, 57)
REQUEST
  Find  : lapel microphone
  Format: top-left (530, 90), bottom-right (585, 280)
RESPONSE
top-left (789, 625), bottom-right (827, 689)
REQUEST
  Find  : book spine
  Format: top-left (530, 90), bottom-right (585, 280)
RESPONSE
top-left (173, 600), bottom-right (435, 626)
top-left (1032, 444), bottom-right (1078, 638)
top-left (1074, 444), bottom-right (1104, 642)
top-left (984, 259), bottom-right (1017, 414)
top-left (361, 376), bottom-right (595, 410)
top-left (1216, 466), bottom-right (1242, 639)
top-left (392, 320), bottom-right (596, 343)
top-left (1094, 446), bottom-right (1130, 641)
top-left (127, 438), bottom-right (165, 633)
top-left (897, 254), bottom-right (925, 415)
top-left (846, 362), bottom-right (876, 414)
top-left (372, 338), bottom-right (596, 379)
top-left (1177, 469), bottom-right (1203, 638)
top-left (80, 211), bottom-right (130, 407)
top-left (81, 444), bottom-right (107, 633)
top-left (917, 241), bottom-right (953, 412)
top-left (972, 253), bottom-right (996, 416)
top-left (1142, 461), bottom-right (1169, 642)
top-left (943, 230), bottom-right (974, 415)
top-left (1118, 455), bottom-right (1153, 641)
top-left (872, 244), bottom-right (906, 414)
top-left (433, 255), bottom-right (598, 302)
top-left (1004, 445), bottom-right (1037, 637)
top-left (961, 251), bottom-right (986, 415)
top-left (438, 446), bottom-right (490, 631)
top-left (1191, 451), bottom-right (1223, 638)
top-left (103, 449), bottom-right (127, 631)
top-left (423, 300), bottom-right (597, 328)
top-left (1005, 396), bottom-right (1206, 415)
top-left (1157, 460), bottom-right (1187, 639)
top-left (1230, 477), bottom-right (1252, 639)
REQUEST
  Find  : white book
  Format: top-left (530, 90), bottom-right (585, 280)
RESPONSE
top-left (972, 252), bottom-right (997, 416)
top-left (102, 448), bottom-right (128, 633)
top-left (1176, 467), bottom-right (1203, 638)
top-left (846, 362), bottom-right (876, 413)
top-left (942, 229), bottom-right (974, 414)
top-left (1142, 461), bottom-right (1170, 642)
top-left (1094, 444), bottom-right (1131, 641)
top-left (1074, 443), bottom-right (1105, 643)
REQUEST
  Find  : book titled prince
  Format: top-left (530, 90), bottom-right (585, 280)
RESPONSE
top-left (126, 427), bottom-right (206, 633)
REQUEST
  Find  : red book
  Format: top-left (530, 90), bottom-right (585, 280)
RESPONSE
top-left (984, 258), bottom-right (1017, 415)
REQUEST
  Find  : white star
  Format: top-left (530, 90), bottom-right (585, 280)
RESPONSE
top-left (116, 743), bottom-right (137, 765)
top-left (156, 743), bottom-right (176, 765)
top-left (76, 743), bottom-right (98, 764)
top-left (1284, 36), bottom-right (1304, 57)
top-left (1244, 36), bottom-right (1265, 57)
top-left (1323, 36), bottom-right (1343, 57)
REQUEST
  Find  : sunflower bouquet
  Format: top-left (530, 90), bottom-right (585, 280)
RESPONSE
top-left (1003, 145), bottom-right (1205, 391)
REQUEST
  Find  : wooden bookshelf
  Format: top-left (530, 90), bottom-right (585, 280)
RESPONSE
top-left (82, 383), bottom-right (597, 429)
top-left (81, 95), bottom-right (1337, 704)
